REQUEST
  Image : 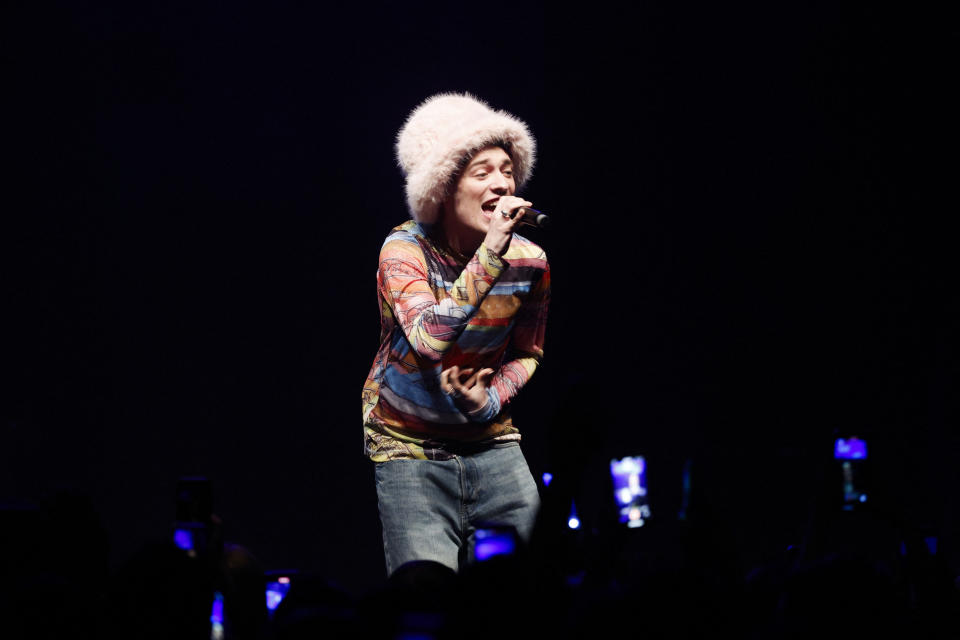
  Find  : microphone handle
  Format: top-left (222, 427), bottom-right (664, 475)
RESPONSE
top-left (510, 207), bottom-right (551, 230)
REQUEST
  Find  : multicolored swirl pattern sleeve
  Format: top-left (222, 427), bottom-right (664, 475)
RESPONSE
top-left (378, 233), bottom-right (506, 362)
top-left (362, 221), bottom-right (550, 461)
top-left (488, 258), bottom-right (550, 409)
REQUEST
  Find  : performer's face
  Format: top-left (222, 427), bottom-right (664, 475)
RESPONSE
top-left (444, 146), bottom-right (516, 242)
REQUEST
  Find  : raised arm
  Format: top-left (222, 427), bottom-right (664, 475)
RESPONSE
top-left (441, 259), bottom-right (550, 422)
top-left (378, 236), bottom-right (507, 362)
top-left (488, 259), bottom-right (550, 410)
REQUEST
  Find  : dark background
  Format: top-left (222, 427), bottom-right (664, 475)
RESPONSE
top-left (3, 1), bottom-right (954, 595)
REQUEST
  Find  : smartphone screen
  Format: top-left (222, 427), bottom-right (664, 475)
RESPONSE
top-left (210, 591), bottom-right (225, 640)
top-left (834, 437), bottom-right (867, 461)
top-left (834, 437), bottom-right (868, 510)
top-left (265, 574), bottom-right (292, 615)
top-left (610, 456), bottom-right (651, 528)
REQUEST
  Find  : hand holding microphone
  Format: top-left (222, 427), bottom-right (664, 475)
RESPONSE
top-left (486, 195), bottom-right (551, 256)
top-left (500, 206), bottom-right (550, 230)
top-left (496, 193), bottom-right (550, 230)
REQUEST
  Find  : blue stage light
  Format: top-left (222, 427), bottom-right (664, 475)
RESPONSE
top-left (210, 592), bottom-right (225, 640)
top-left (567, 500), bottom-right (580, 529)
top-left (834, 437), bottom-right (867, 460)
top-left (266, 576), bottom-right (291, 613)
top-left (173, 528), bottom-right (193, 552)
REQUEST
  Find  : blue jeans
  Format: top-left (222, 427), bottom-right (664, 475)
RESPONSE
top-left (374, 443), bottom-right (540, 576)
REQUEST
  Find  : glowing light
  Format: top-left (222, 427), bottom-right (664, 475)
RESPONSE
top-left (173, 529), bottom-right (193, 551)
top-left (610, 456), bottom-right (648, 516)
top-left (210, 592), bottom-right (225, 640)
top-left (210, 592), bottom-right (224, 624)
top-left (541, 472), bottom-right (553, 487)
top-left (834, 437), bottom-right (868, 460)
top-left (567, 500), bottom-right (580, 529)
top-left (859, 494), bottom-right (868, 503)
top-left (475, 535), bottom-right (516, 561)
top-left (266, 580), bottom-right (292, 612)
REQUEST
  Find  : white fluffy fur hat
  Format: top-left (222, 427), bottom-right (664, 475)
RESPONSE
top-left (396, 92), bottom-right (536, 223)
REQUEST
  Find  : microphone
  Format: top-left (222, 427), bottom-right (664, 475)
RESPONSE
top-left (507, 207), bottom-right (551, 230)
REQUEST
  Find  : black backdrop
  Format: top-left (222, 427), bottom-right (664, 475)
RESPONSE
top-left (3, 1), bottom-right (954, 595)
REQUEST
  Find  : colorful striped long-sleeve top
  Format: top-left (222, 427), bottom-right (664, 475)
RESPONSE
top-left (362, 220), bottom-right (550, 461)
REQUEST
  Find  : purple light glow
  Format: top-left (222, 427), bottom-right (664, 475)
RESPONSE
top-left (475, 535), bottom-right (515, 561)
top-left (210, 592), bottom-right (224, 624)
top-left (568, 500), bottom-right (580, 529)
top-left (266, 580), bottom-right (291, 612)
top-left (173, 529), bottom-right (193, 551)
top-left (834, 437), bottom-right (868, 460)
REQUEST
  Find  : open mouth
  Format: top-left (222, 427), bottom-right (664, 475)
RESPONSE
top-left (481, 199), bottom-right (499, 215)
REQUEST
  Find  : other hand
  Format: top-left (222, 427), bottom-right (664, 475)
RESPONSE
top-left (440, 365), bottom-right (495, 415)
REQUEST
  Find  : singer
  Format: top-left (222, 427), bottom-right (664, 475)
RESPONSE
top-left (361, 93), bottom-right (550, 576)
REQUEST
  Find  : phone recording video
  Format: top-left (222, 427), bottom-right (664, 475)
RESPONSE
top-left (266, 572), bottom-right (293, 616)
top-left (610, 456), bottom-right (651, 528)
top-left (834, 437), bottom-right (869, 510)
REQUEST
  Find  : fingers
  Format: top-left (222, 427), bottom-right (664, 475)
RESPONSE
top-left (464, 367), bottom-right (495, 389)
top-left (497, 195), bottom-right (533, 210)
top-left (485, 195), bottom-right (533, 256)
top-left (440, 366), bottom-right (455, 393)
top-left (441, 366), bottom-right (463, 397)
top-left (496, 196), bottom-right (534, 225)
top-left (442, 365), bottom-right (470, 396)
top-left (478, 368), bottom-right (495, 386)
top-left (462, 368), bottom-right (481, 388)
top-left (450, 367), bottom-right (475, 393)
top-left (441, 365), bottom-right (496, 415)
top-left (441, 366), bottom-right (495, 395)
